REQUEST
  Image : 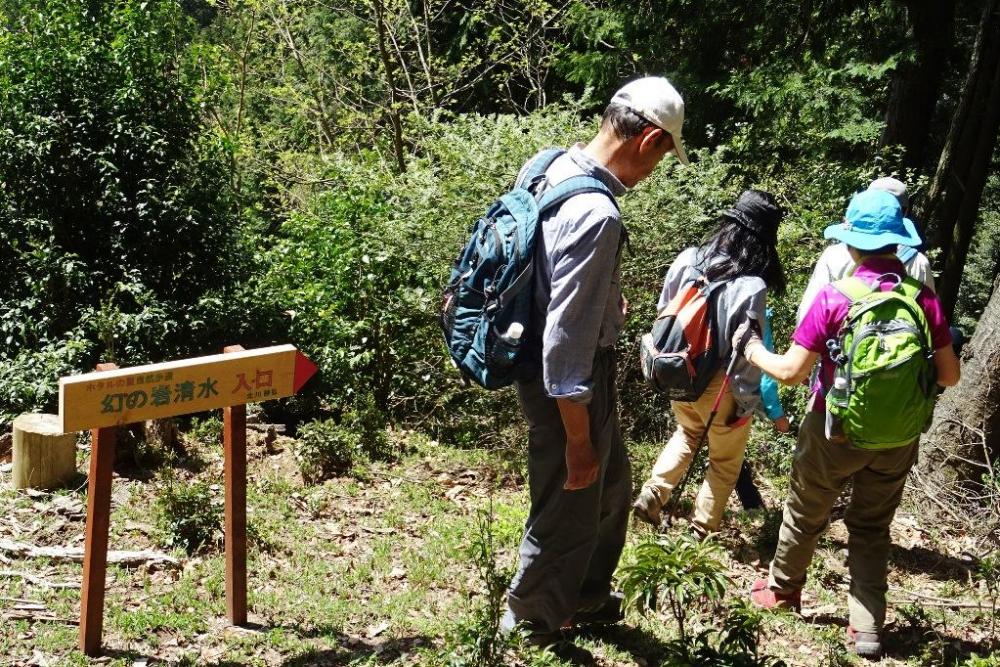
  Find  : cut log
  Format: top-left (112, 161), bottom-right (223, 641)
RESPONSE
top-left (12, 414), bottom-right (77, 490)
top-left (0, 539), bottom-right (180, 568)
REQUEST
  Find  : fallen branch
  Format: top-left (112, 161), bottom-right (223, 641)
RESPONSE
top-left (0, 570), bottom-right (80, 589)
top-left (3, 610), bottom-right (78, 625)
top-left (893, 588), bottom-right (985, 609)
top-left (913, 600), bottom-right (985, 609)
top-left (0, 596), bottom-right (42, 605)
top-left (0, 540), bottom-right (179, 568)
top-left (899, 588), bottom-right (971, 603)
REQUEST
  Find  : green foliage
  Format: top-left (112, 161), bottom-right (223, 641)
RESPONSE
top-left (0, 332), bottom-right (92, 423)
top-left (660, 600), bottom-right (787, 666)
top-left (556, 1), bottom-right (906, 158)
top-left (186, 415), bottom-right (223, 448)
top-left (256, 105), bottom-right (591, 435)
top-left (0, 0), bottom-right (246, 405)
top-left (293, 395), bottom-right (392, 483)
top-left (960, 653), bottom-right (1000, 667)
top-left (445, 499), bottom-right (518, 667)
top-left (954, 173), bottom-right (1000, 332)
top-left (259, 166), bottom-right (435, 415)
top-left (817, 625), bottom-right (855, 667)
top-left (976, 555), bottom-right (1000, 640)
top-left (619, 533), bottom-right (729, 641)
top-left (717, 54), bottom-right (896, 167)
top-left (154, 474), bottom-right (222, 554)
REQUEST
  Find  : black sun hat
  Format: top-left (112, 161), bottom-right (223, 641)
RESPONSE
top-left (720, 190), bottom-right (784, 245)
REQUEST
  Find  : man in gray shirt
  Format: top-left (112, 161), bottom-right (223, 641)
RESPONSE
top-left (502, 77), bottom-right (689, 657)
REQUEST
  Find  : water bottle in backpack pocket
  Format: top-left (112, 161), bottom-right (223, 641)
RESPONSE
top-left (439, 148), bottom-right (618, 390)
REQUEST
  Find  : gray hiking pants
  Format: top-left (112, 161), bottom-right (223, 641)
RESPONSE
top-left (502, 348), bottom-right (631, 634)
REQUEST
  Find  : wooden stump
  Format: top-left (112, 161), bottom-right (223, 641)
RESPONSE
top-left (12, 413), bottom-right (77, 490)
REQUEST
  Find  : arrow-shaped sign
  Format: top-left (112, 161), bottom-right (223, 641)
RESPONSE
top-left (59, 344), bottom-right (318, 432)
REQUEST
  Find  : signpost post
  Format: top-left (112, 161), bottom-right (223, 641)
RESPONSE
top-left (59, 344), bottom-right (317, 656)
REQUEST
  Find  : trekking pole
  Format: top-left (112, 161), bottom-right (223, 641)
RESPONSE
top-left (662, 310), bottom-right (760, 527)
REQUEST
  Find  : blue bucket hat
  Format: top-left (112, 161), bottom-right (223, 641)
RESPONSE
top-left (823, 189), bottom-right (922, 251)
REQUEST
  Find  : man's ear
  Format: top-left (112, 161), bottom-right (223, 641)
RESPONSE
top-left (636, 126), bottom-right (664, 152)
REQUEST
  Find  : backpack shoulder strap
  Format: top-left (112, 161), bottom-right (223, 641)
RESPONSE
top-left (537, 175), bottom-right (620, 215)
top-left (831, 276), bottom-right (873, 303)
top-left (517, 148), bottom-right (565, 191)
top-left (701, 277), bottom-right (730, 298)
top-left (897, 275), bottom-right (923, 300)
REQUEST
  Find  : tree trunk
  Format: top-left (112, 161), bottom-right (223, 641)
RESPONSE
top-left (880, 0), bottom-right (956, 169)
top-left (372, 0), bottom-right (407, 174)
top-left (12, 414), bottom-right (77, 490)
top-left (915, 276), bottom-right (1000, 522)
top-left (920, 0), bottom-right (1000, 320)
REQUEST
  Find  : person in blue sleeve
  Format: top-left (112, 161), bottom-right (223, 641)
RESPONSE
top-left (733, 307), bottom-right (790, 510)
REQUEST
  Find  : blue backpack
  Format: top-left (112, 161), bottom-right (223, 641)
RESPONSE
top-left (440, 148), bottom-right (618, 389)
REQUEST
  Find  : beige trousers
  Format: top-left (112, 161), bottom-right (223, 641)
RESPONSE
top-left (642, 371), bottom-right (752, 532)
top-left (769, 411), bottom-right (918, 633)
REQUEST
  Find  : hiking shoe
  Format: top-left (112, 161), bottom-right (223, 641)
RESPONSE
top-left (847, 626), bottom-right (882, 660)
top-left (749, 577), bottom-right (801, 611)
top-left (570, 591), bottom-right (624, 627)
top-left (633, 487), bottom-right (663, 526)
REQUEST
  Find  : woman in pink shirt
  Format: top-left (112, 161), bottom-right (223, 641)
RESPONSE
top-left (731, 190), bottom-right (960, 660)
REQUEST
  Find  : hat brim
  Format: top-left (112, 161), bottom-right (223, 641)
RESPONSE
top-left (672, 136), bottom-right (689, 165)
top-left (823, 217), bottom-right (922, 250)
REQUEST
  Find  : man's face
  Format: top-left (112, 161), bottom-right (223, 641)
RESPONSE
top-left (619, 128), bottom-right (675, 188)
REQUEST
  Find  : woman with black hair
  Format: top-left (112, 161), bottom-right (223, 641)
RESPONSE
top-left (633, 189), bottom-right (787, 535)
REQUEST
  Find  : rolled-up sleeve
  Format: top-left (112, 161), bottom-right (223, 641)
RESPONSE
top-left (542, 215), bottom-right (621, 403)
top-left (728, 286), bottom-right (766, 418)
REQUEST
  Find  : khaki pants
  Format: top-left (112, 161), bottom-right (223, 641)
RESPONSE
top-left (769, 411), bottom-right (918, 633)
top-left (642, 371), bottom-right (752, 532)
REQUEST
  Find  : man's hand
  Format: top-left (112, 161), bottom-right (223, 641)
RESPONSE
top-left (556, 398), bottom-right (600, 490)
top-left (732, 317), bottom-right (763, 358)
top-left (619, 294), bottom-right (629, 319)
top-left (564, 437), bottom-right (600, 490)
top-left (772, 416), bottom-right (790, 433)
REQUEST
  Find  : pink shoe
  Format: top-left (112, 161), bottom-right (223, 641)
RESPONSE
top-left (748, 577), bottom-right (801, 611)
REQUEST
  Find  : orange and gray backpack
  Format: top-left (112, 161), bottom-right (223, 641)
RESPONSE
top-left (640, 266), bottom-right (727, 401)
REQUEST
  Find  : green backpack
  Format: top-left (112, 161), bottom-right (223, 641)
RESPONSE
top-left (826, 274), bottom-right (937, 450)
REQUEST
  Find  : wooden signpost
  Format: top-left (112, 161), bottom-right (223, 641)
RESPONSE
top-left (58, 344), bottom-right (317, 656)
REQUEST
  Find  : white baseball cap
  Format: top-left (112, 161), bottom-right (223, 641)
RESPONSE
top-left (610, 76), bottom-right (689, 165)
top-left (867, 176), bottom-right (909, 210)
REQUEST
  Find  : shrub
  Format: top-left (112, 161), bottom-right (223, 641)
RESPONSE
top-left (154, 475), bottom-right (222, 554)
top-left (0, 333), bottom-right (93, 423)
top-left (187, 416), bottom-right (223, 448)
top-left (294, 394), bottom-right (392, 483)
top-left (294, 419), bottom-right (365, 483)
top-left (445, 499), bottom-right (518, 667)
top-left (619, 533), bottom-right (729, 642)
